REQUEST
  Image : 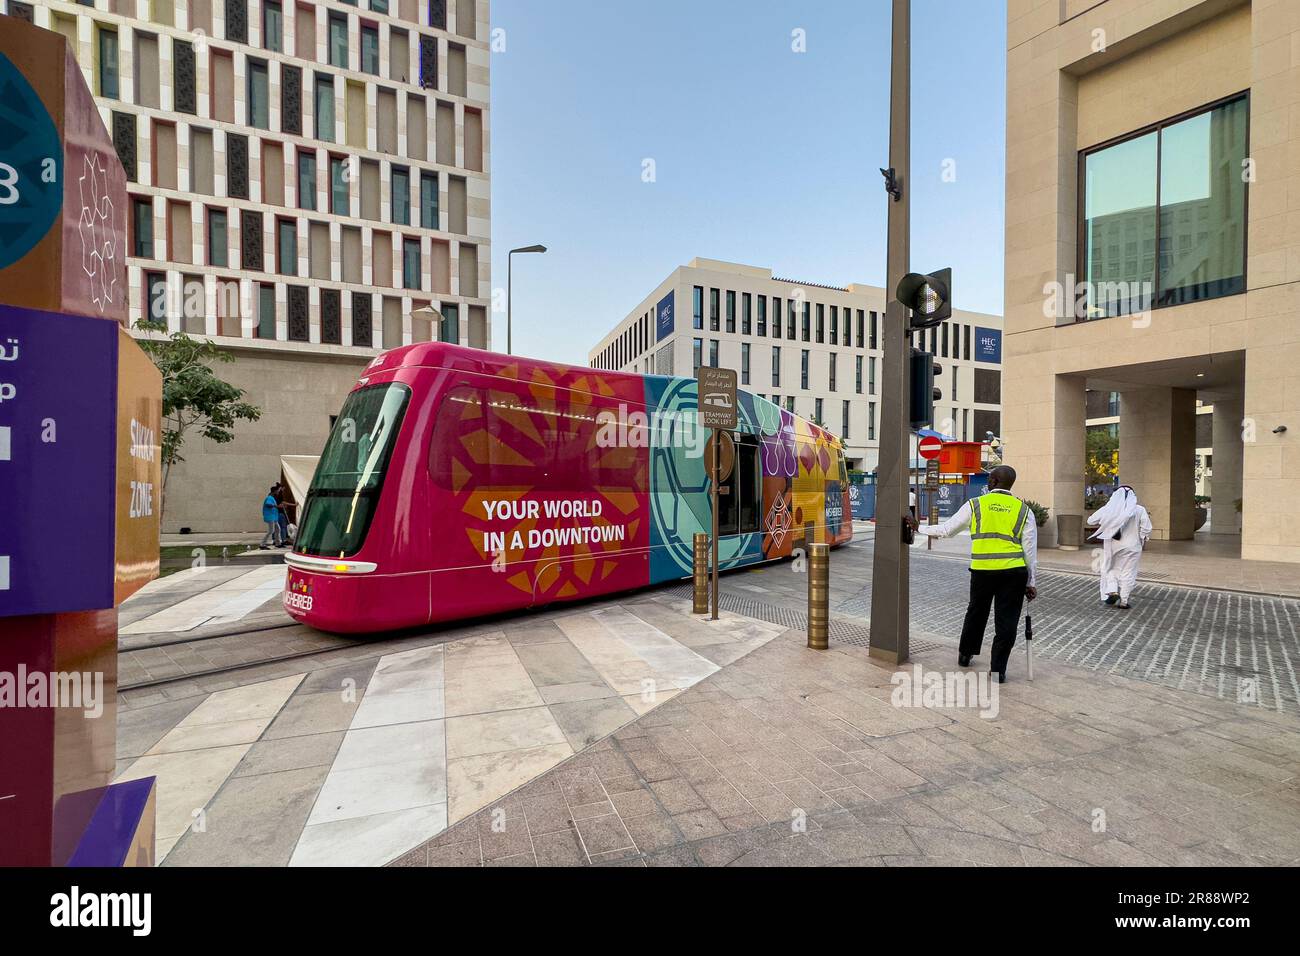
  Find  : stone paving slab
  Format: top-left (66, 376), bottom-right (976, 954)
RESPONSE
top-left (392, 629), bottom-right (1300, 867)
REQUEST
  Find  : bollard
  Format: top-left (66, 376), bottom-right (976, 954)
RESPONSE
top-left (692, 532), bottom-right (709, 614)
top-left (807, 542), bottom-right (829, 649)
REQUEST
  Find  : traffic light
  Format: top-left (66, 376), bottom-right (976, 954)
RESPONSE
top-left (897, 268), bottom-right (952, 329)
top-left (909, 348), bottom-right (943, 429)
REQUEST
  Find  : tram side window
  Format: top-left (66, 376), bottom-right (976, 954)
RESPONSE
top-left (737, 435), bottom-right (760, 534)
top-left (430, 384), bottom-right (634, 491)
top-left (718, 434), bottom-right (760, 536)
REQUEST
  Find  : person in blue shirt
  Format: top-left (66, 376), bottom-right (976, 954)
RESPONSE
top-left (260, 484), bottom-right (283, 549)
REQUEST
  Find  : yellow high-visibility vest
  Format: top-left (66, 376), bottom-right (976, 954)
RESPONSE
top-left (969, 492), bottom-right (1029, 571)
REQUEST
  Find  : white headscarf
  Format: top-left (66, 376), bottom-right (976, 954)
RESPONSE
top-left (1089, 485), bottom-right (1139, 540)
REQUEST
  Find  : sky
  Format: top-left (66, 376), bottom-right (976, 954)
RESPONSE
top-left (487, 0), bottom-right (1007, 365)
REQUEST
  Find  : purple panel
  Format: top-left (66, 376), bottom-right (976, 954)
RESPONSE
top-left (0, 305), bottom-right (118, 616)
top-left (65, 777), bottom-right (155, 867)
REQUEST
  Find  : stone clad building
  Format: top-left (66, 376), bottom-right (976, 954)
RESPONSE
top-left (1004, 0), bottom-right (1299, 562)
top-left (3, 0), bottom-right (493, 531)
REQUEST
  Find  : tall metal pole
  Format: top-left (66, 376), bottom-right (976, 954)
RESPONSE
top-left (869, 0), bottom-right (911, 665)
top-left (507, 252), bottom-right (513, 355)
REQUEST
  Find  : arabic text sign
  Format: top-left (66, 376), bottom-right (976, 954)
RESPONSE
top-left (695, 366), bottom-right (737, 430)
top-left (0, 305), bottom-right (118, 616)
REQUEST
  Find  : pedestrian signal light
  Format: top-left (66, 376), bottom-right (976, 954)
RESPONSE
top-left (897, 268), bottom-right (952, 329)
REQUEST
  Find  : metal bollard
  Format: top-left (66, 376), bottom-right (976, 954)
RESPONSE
top-left (692, 532), bottom-right (709, 614)
top-left (807, 542), bottom-right (829, 649)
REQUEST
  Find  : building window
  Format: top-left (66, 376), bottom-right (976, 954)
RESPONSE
top-left (263, 1), bottom-right (283, 52)
top-left (814, 398), bottom-right (823, 425)
top-left (830, 306), bottom-right (838, 345)
top-left (97, 26), bottom-right (119, 99)
top-left (829, 353), bottom-right (836, 392)
top-left (277, 218), bottom-right (296, 275)
top-left (741, 342), bottom-right (750, 385)
top-left (208, 209), bottom-right (228, 266)
top-left (257, 283), bottom-right (276, 339)
top-left (330, 156), bottom-right (349, 214)
top-left (709, 288), bottom-right (720, 331)
top-left (800, 349), bottom-right (809, 390)
top-left (315, 74), bottom-right (335, 141)
top-left (329, 13), bottom-right (349, 67)
top-left (964, 324), bottom-right (972, 360)
top-left (420, 171), bottom-right (439, 228)
top-left (855, 355), bottom-right (863, 394)
top-left (786, 300), bottom-right (796, 339)
top-left (842, 401), bottom-right (850, 439)
top-left (865, 311), bottom-right (874, 349)
top-left (802, 302), bottom-right (810, 341)
top-left (361, 24), bottom-right (380, 75)
top-left (693, 337), bottom-right (703, 373)
top-left (771, 346), bottom-right (780, 387)
top-left (391, 166), bottom-right (411, 225)
top-left (741, 293), bottom-right (752, 335)
top-left (725, 291), bottom-right (736, 333)
top-left (692, 286), bottom-right (703, 330)
top-left (1108, 391), bottom-right (1120, 416)
top-left (1080, 94), bottom-right (1247, 318)
top-left (402, 238), bottom-right (421, 289)
top-left (816, 304), bottom-right (825, 343)
top-left (709, 339), bottom-right (718, 367)
top-left (297, 150), bottom-right (317, 210)
top-left (440, 303), bottom-right (458, 343)
top-left (868, 402), bottom-right (876, 440)
top-left (370, 0), bottom-right (389, 12)
top-left (756, 295), bottom-right (766, 337)
top-left (869, 356), bottom-right (876, 395)
top-left (247, 58), bottom-right (269, 129)
top-left (131, 198), bottom-right (152, 257)
top-left (144, 271), bottom-right (167, 323)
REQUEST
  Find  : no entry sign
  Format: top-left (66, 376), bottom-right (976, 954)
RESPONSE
top-left (919, 435), bottom-right (942, 461)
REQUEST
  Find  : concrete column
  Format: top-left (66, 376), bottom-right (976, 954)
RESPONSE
top-left (1211, 392), bottom-right (1244, 535)
top-left (1002, 367), bottom-right (1086, 550)
top-left (1118, 386), bottom-right (1198, 540)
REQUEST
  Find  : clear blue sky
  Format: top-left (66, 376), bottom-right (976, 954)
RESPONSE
top-left (488, 0), bottom-right (1007, 365)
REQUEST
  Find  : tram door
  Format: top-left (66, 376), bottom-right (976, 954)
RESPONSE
top-left (717, 433), bottom-right (761, 537)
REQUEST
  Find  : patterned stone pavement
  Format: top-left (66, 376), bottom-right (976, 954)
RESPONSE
top-left (114, 531), bottom-right (1300, 866)
top-left (393, 628), bottom-right (1300, 867)
top-left (113, 590), bottom-right (784, 865)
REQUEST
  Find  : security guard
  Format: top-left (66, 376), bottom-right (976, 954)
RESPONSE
top-left (916, 464), bottom-right (1038, 682)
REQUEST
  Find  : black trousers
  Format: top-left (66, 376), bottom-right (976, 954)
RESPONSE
top-left (959, 567), bottom-right (1028, 673)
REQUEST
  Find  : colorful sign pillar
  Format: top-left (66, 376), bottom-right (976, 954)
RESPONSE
top-left (0, 17), bottom-right (160, 867)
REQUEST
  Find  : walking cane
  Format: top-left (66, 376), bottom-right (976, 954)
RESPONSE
top-left (1024, 614), bottom-right (1034, 681)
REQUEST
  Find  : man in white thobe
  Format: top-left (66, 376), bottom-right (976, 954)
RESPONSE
top-left (1086, 485), bottom-right (1152, 609)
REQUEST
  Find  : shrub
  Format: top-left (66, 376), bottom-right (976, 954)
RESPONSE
top-left (1023, 499), bottom-right (1050, 528)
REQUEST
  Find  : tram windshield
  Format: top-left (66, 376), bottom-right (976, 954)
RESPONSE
top-left (295, 383), bottom-right (411, 557)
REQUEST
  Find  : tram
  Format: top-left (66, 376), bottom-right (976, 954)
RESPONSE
top-left (284, 343), bottom-right (852, 633)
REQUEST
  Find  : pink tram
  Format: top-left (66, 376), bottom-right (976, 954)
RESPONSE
top-left (284, 344), bottom-right (852, 633)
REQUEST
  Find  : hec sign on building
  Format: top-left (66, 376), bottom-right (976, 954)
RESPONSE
top-left (656, 290), bottom-right (675, 342)
top-left (975, 327), bottom-right (1002, 364)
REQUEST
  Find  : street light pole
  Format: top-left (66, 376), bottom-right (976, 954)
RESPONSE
top-left (507, 244), bottom-right (547, 355)
top-left (869, 0), bottom-right (911, 666)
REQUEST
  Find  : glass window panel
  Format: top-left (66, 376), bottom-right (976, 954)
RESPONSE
top-left (1082, 131), bottom-right (1157, 318)
top-left (1157, 98), bottom-right (1247, 306)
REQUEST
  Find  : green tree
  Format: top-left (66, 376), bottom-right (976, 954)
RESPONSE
top-left (134, 321), bottom-right (263, 497)
top-left (1085, 427), bottom-right (1119, 487)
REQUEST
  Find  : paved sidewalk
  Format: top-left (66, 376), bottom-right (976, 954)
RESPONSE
top-left (393, 627), bottom-right (1300, 867)
top-left (905, 523), bottom-right (1300, 598)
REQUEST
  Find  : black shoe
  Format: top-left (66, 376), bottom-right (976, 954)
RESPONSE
top-left (1104, 593), bottom-right (1120, 605)
top-left (995, 671), bottom-right (1007, 684)
top-left (1117, 601), bottom-right (1132, 610)
top-left (958, 654), bottom-right (972, 667)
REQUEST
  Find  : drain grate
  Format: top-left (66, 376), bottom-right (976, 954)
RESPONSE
top-left (666, 584), bottom-right (945, 654)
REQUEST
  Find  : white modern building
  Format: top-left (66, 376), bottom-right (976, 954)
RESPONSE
top-left (4, 0), bottom-right (492, 530)
top-left (590, 259), bottom-right (1005, 473)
